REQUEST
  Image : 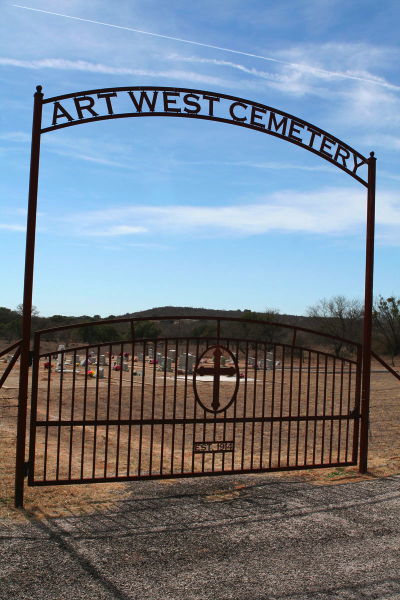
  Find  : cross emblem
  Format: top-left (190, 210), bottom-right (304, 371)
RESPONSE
top-left (196, 346), bottom-right (236, 411)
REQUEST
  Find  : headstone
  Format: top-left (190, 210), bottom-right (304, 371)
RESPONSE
top-left (98, 354), bottom-right (106, 366)
top-left (55, 344), bottom-right (65, 372)
top-left (168, 349), bottom-right (176, 360)
top-left (220, 356), bottom-right (226, 366)
top-left (97, 367), bottom-right (104, 379)
top-left (159, 356), bottom-right (173, 372)
top-left (122, 362), bottom-right (129, 372)
top-left (258, 358), bottom-right (273, 370)
top-left (178, 353), bottom-right (196, 373)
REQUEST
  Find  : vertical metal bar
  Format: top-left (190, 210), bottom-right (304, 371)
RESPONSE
top-left (91, 345), bottom-right (101, 478)
top-left (345, 362), bottom-right (353, 463)
top-left (55, 348), bottom-right (64, 480)
top-left (170, 338), bottom-right (179, 474)
top-left (181, 338), bottom-right (189, 473)
top-left (126, 338), bottom-right (136, 477)
top-left (250, 342), bottom-right (258, 470)
top-left (277, 346), bottom-right (286, 468)
top-left (211, 342), bottom-right (218, 473)
top-left (337, 358), bottom-right (345, 462)
top-left (115, 343), bottom-right (124, 476)
top-left (303, 350), bottom-right (311, 466)
top-left (160, 339), bottom-right (168, 475)
top-left (360, 153), bottom-right (376, 473)
top-left (312, 353), bottom-right (320, 465)
top-left (138, 341), bottom-right (147, 476)
top-left (43, 352), bottom-right (52, 482)
top-left (352, 345), bottom-right (363, 463)
top-left (80, 346), bottom-right (89, 479)
top-left (192, 338), bottom-right (200, 473)
top-left (68, 349), bottom-right (77, 480)
top-left (221, 338), bottom-right (228, 472)
top-left (287, 343), bottom-right (295, 467)
top-left (231, 340), bottom-right (240, 471)
top-left (15, 85), bottom-right (43, 508)
top-left (320, 354), bottom-right (328, 464)
top-left (259, 343), bottom-right (267, 469)
top-left (28, 332), bottom-right (40, 485)
top-left (268, 345), bottom-right (277, 469)
top-left (240, 341), bottom-right (249, 470)
top-left (202, 338), bottom-right (208, 474)
top-left (191, 338), bottom-right (200, 474)
top-left (329, 357), bottom-right (336, 464)
top-left (104, 343), bottom-right (112, 477)
top-left (149, 340), bottom-right (157, 475)
top-left (295, 349), bottom-right (303, 466)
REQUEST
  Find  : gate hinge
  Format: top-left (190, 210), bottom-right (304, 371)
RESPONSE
top-left (23, 461), bottom-right (30, 478)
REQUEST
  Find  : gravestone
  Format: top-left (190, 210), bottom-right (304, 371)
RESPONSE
top-left (56, 345), bottom-right (65, 372)
top-left (178, 353), bottom-right (196, 374)
top-left (159, 356), bottom-right (173, 372)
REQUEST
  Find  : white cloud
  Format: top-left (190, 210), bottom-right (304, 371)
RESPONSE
top-left (0, 223), bottom-right (26, 232)
top-left (171, 53), bottom-right (400, 92)
top-left (0, 57), bottom-right (229, 87)
top-left (174, 159), bottom-right (332, 173)
top-left (0, 131), bottom-right (31, 143)
top-left (83, 225), bottom-right (147, 236)
top-left (53, 187), bottom-right (400, 243)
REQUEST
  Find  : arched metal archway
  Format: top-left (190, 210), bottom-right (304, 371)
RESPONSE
top-left (15, 85), bottom-right (376, 506)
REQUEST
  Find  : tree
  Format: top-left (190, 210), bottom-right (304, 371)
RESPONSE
top-left (16, 303), bottom-right (39, 317)
top-left (134, 321), bottom-right (160, 339)
top-left (81, 325), bottom-right (121, 344)
top-left (307, 296), bottom-right (363, 356)
top-left (373, 296), bottom-right (400, 364)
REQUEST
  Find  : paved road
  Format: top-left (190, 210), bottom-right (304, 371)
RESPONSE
top-left (1, 474), bottom-right (400, 599)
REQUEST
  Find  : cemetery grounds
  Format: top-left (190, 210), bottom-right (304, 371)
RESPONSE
top-left (0, 347), bottom-right (399, 520)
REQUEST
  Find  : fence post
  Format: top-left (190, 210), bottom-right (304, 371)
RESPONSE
top-left (359, 152), bottom-right (376, 473)
top-left (15, 86), bottom-right (43, 508)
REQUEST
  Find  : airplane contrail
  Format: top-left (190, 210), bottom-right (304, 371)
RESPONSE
top-left (12, 3), bottom-right (399, 90)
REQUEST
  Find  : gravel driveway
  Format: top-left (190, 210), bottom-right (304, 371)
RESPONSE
top-left (1, 474), bottom-right (399, 599)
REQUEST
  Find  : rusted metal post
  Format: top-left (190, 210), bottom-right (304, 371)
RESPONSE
top-left (359, 152), bottom-right (376, 473)
top-left (15, 85), bottom-right (43, 508)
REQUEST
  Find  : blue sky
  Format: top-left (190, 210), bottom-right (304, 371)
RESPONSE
top-left (0, 0), bottom-right (399, 317)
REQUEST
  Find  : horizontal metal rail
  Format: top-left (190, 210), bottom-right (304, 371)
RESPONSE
top-left (35, 414), bottom-right (358, 427)
top-left (29, 461), bottom-right (357, 487)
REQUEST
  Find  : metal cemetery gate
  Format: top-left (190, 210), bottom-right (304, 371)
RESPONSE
top-left (28, 316), bottom-right (361, 486)
top-left (15, 85), bottom-right (377, 506)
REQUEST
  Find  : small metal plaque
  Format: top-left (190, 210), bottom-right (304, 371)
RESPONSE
top-left (193, 441), bottom-right (234, 453)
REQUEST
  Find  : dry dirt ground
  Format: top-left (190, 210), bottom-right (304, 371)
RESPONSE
top-left (0, 355), bottom-right (399, 521)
